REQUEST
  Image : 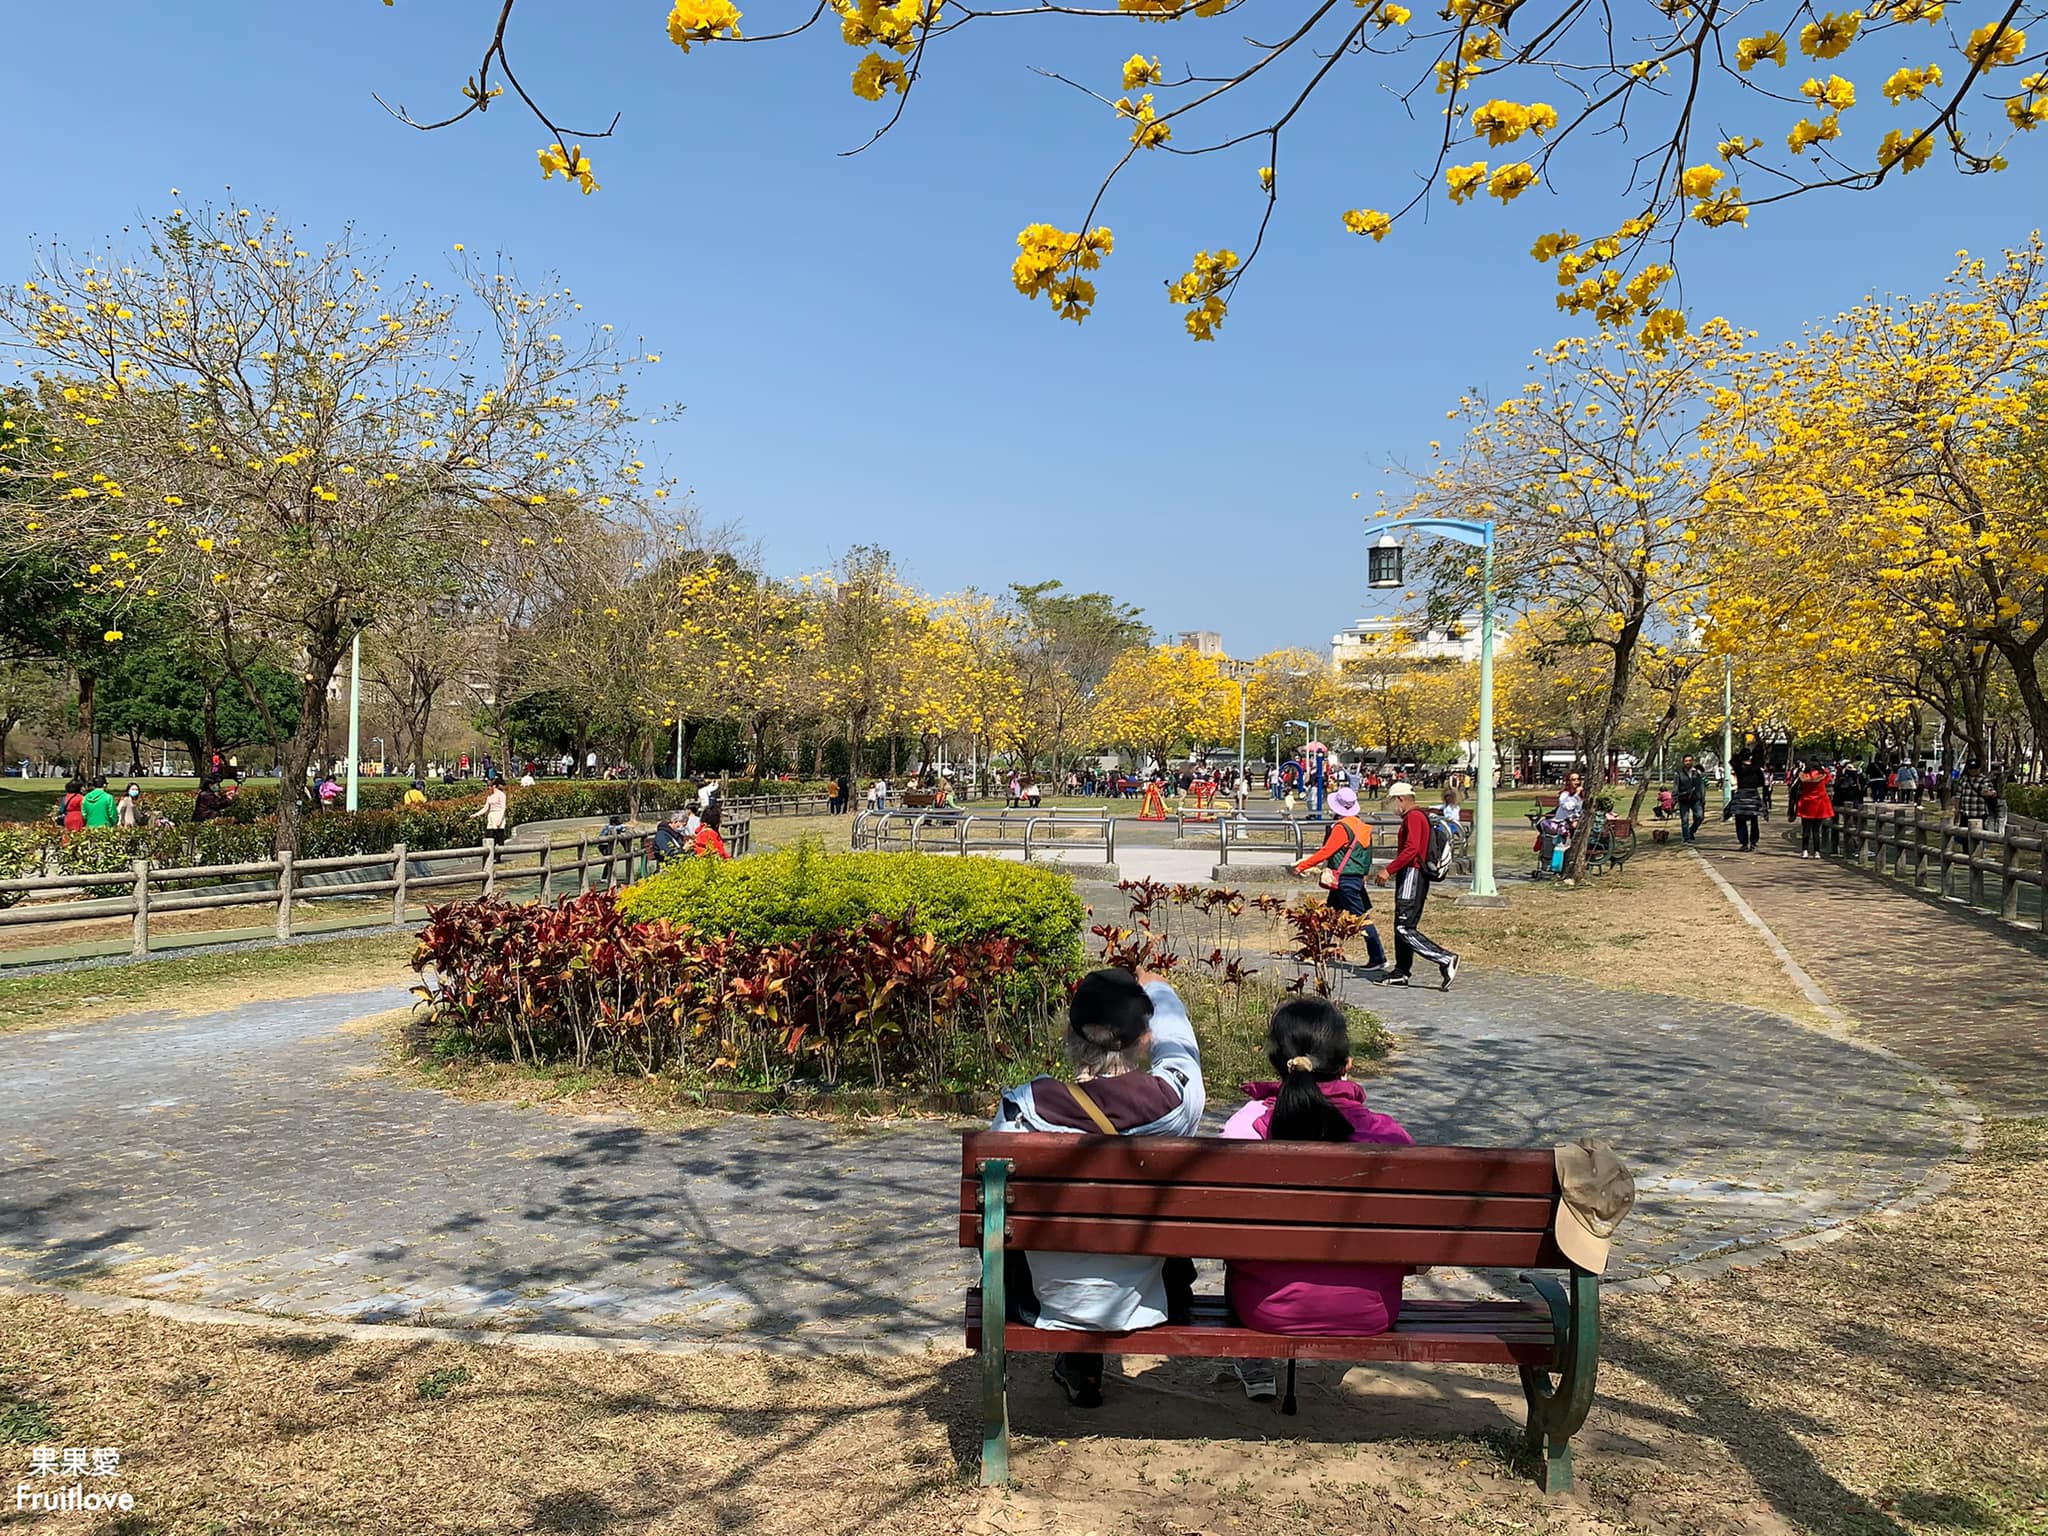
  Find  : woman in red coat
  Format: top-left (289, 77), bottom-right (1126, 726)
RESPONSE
top-left (1793, 761), bottom-right (1834, 860)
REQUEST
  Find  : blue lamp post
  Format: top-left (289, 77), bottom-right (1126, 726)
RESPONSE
top-left (1367, 517), bottom-right (1503, 904)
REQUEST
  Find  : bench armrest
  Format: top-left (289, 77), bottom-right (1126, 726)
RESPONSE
top-left (1519, 1268), bottom-right (1601, 1440)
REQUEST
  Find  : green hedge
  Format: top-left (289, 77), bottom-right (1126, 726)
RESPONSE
top-left (2005, 784), bottom-right (2048, 821)
top-left (620, 843), bottom-right (1086, 983)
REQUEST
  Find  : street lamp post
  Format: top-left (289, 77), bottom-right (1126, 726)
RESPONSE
top-left (1367, 516), bottom-right (1504, 906)
top-left (345, 630), bottom-right (363, 813)
top-left (1722, 654), bottom-right (1735, 808)
top-left (1220, 658), bottom-right (1254, 811)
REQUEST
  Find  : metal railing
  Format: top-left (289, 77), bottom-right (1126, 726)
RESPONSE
top-left (724, 791), bottom-right (832, 817)
top-left (1833, 804), bottom-right (2047, 930)
top-left (0, 812), bottom-right (753, 964)
top-left (1213, 812), bottom-right (1407, 866)
top-left (849, 808), bottom-right (1115, 863)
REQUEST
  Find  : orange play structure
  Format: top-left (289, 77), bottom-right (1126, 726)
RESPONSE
top-left (1137, 780), bottom-right (1169, 821)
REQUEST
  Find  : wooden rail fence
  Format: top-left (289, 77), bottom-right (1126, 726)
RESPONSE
top-left (0, 813), bottom-right (752, 964)
top-left (1831, 804), bottom-right (2047, 931)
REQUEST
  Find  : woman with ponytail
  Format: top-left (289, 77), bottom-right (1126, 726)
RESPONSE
top-left (1220, 998), bottom-right (1414, 1339)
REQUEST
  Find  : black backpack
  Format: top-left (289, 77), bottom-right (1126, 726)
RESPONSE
top-left (1424, 814), bottom-right (1458, 881)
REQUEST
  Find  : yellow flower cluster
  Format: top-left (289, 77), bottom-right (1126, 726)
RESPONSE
top-left (1011, 223), bottom-right (1113, 323)
top-left (666, 0), bottom-right (742, 51)
top-left (537, 144), bottom-right (599, 194)
top-left (2010, 76), bottom-right (2048, 131)
top-left (1122, 53), bottom-right (1161, 89)
top-left (1884, 64), bottom-right (1942, 103)
top-left (838, 0), bottom-right (931, 51)
top-left (1371, 2), bottom-right (1411, 26)
top-left (1787, 114), bottom-right (1842, 153)
top-left (1488, 162), bottom-right (1539, 200)
top-left (1115, 0), bottom-right (1226, 17)
top-left (1801, 74), bottom-right (1856, 110)
top-left (1735, 32), bottom-right (1787, 71)
top-left (1878, 128), bottom-right (1935, 171)
top-left (1966, 22), bottom-right (2028, 68)
top-left (1691, 187), bottom-right (1751, 226)
top-left (1469, 99), bottom-right (1559, 146)
top-left (1799, 12), bottom-right (1860, 59)
top-left (1117, 93), bottom-right (1172, 147)
top-left (852, 51), bottom-right (909, 98)
top-left (1679, 164), bottom-right (1723, 198)
top-left (1165, 248), bottom-right (1238, 340)
top-left (1343, 207), bottom-right (1392, 241)
top-left (1445, 161), bottom-right (1488, 203)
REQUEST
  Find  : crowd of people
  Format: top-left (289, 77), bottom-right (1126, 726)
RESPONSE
top-left (991, 965), bottom-right (1629, 1408)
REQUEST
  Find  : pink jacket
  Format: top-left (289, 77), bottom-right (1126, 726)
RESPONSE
top-left (1220, 1079), bottom-right (1413, 1335)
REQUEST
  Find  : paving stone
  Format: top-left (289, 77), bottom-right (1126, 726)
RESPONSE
top-left (0, 956), bottom-right (1961, 1347)
top-left (1706, 823), bottom-right (2048, 1117)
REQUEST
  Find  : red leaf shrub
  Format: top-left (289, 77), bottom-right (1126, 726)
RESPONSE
top-left (411, 887), bottom-right (1066, 1090)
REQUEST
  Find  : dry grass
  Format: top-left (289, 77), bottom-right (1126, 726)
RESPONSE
top-left (1426, 841), bottom-right (1819, 1020)
top-left (3, 1122), bottom-right (2040, 1534)
top-left (0, 931), bottom-right (415, 1035)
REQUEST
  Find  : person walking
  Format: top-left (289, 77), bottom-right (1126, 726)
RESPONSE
top-left (1291, 787), bottom-right (1389, 972)
top-left (1956, 760), bottom-right (1998, 830)
top-left (55, 778), bottom-right (87, 832)
top-left (1896, 758), bottom-right (1920, 805)
top-left (1370, 782), bottom-right (1459, 990)
top-left (1672, 755), bottom-right (1708, 845)
top-left (1793, 760), bottom-right (1834, 859)
top-left (1726, 753), bottom-right (1767, 851)
top-left (473, 774), bottom-right (509, 848)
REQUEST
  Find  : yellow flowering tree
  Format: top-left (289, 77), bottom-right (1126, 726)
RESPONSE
top-left (386, 1), bottom-right (2047, 344)
top-left (1707, 241), bottom-right (2048, 764)
top-left (1086, 641), bottom-right (1234, 771)
top-left (1401, 324), bottom-right (1751, 874)
top-left (0, 203), bottom-right (657, 850)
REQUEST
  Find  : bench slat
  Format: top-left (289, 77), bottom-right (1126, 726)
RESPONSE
top-left (961, 1132), bottom-right (1556, 1196)
top-left (959, 1179), bottom-right (1553, 1232)
top-left (959, 1212), bottom-right (1565, 1267)
top-left (964, 1292), bottom-right (1560, 1368)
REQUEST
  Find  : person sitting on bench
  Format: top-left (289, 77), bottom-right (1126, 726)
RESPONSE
top-left (1218, 997), bottom-right (1414, 1397)
top-left (989, 966), bottom-right (1206, 1409)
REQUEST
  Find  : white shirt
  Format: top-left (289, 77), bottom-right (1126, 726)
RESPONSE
top-left (1556, 789), bottom-right (1584, 821)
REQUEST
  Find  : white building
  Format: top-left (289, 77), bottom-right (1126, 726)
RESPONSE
top-left (1175, 630), bottom-right (1224, 658)
top-left (1330, 613), bottom-right (1483, 669)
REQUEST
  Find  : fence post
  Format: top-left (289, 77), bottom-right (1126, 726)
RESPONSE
top-left (392, 843), bottom-right (409, 926)
top-left (275, 851), bottom-right (295, 939)
top-left (1968, 818), bottom-right (1986, 909)
top-left (483, 839), bottom-right (498, 899)
top-left (130, 858), bottom-right (151, 958)
top-left (578, 837), bottom-right (593, 895)
top-left (2000, 832), bottom-right (2020, 922)
top-left (538, 840), bottom-right (554, 904)
top-left (1912, 817), bottom-right (1930, 889)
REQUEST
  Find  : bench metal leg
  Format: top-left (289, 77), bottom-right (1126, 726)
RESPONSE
top-left (1517, 1269), bottom-right (1601, 1494)
top-left (979, 1159), bottom-right (1012, 1486)
top-left (1281, 1359), bottom-right (1298, 1416)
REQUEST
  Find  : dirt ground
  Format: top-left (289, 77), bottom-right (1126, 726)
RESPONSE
top-left (2, 1120), bottom-right (2039, 1535)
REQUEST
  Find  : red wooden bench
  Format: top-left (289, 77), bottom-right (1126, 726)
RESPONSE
top-left (960, 1131), bottom-right (1599, 1493)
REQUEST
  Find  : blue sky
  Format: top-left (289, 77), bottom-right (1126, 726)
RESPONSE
top-left (3, 4), bottom-right (2042, 655)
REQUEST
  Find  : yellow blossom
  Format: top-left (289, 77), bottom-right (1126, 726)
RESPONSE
top-left (1883, 64), bottom-right (1942, 103)
top-left (1735, 32), bottom-right (1787, 70)
top-left (1801, 74), bottom-right (1856, 110)
top-left (667, 0), bottom-right (742, 50)
top-left (1799, 13), bottom-right (1860, 59)
top-left (1343, 208), bottom-right (1393, 240)
top-left (1445, 162), bottom-right (1489, 203)
top-left (537, 143), bottom-right (599, 194)
top-left (1966, 22), bottom-right (2027, 67)
top-left (1488, 162), bottom-right (1539, 201)
top-left (1122, 53), bottom-right (1161, 89)
top-left (1679, 164), bottom-right (1724, 198)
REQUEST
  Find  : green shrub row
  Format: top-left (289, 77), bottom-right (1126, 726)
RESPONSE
top-left (620, 842), bottom-right (1086, 984)
top-left (2003, 784), bottom-right (2048, 821)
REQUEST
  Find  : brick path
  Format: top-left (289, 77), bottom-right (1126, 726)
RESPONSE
top-left (0, 966), bottom-right (1961, 1346)
top-left (1701, 818), bottom-right (2048, 1117)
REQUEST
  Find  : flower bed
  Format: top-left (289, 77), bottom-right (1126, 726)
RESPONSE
top-left (413, 864), bottom-right (1083, 1090)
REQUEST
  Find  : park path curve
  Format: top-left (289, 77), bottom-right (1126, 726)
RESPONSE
top-left (0, 964), bottom-right (1962, 1349)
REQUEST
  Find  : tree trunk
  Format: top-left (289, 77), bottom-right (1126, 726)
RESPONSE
top-left (1626, 684), bottom-right (1686, 826)
top-left (678, 719), bottom-right (701, 778)
top-left (1566, 624), bottom-right (1643, 880)
top-left (274, 642), bottom-right (343, 856)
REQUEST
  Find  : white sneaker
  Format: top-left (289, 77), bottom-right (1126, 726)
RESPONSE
top-left (1233, 1359), bottom-right (1278, 1401)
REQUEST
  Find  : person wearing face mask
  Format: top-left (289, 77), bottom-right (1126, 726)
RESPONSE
top-left (117, 782), bottom-right (144, 828)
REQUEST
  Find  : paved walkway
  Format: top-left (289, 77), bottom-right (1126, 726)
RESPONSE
top-left (1704, 819), bottom-right (2048, 1118)
top-left (0, 967), bottom-right (1960, 1347)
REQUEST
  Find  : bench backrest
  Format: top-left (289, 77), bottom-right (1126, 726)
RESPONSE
top-left (960, 1131), bottom-right (1568, 1269)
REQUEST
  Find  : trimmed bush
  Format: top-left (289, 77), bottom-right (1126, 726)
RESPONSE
top-left (2004, 784), bottom-right (2048, 821)
top-left (619, 843), bottom-right (1086, 984)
